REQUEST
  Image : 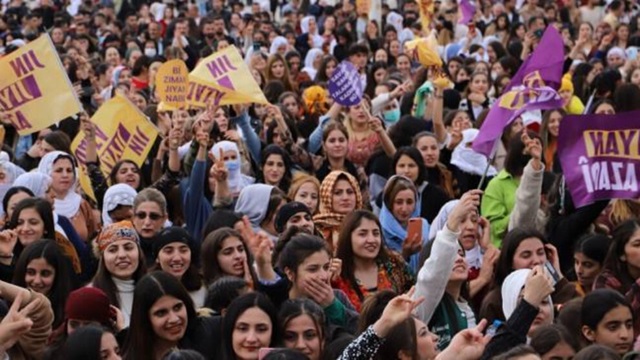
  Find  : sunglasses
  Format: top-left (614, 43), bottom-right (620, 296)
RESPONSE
top-left (135, 212), bottom-right (163, 221)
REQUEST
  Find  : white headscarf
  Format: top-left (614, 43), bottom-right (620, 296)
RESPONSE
top-left (501, 268), bottom-right (553, 320)
top-left (102, 184), bottom-right (137, 226)
top-left (210, 141), bottom-right (254, 194)
top-left (37, 151), bottom-right (82, 219)
top-left (235, 184), bottom-right (275, 233)
top-left (300, 16), bottom-right (324, 48)
top-left (451, 129), bottom-right (497, 177)
top-left (0, 152), bottom-right (25, 184)
top-left (269, 36), bottom-right (289, 55)
top-left (13, 172), bottom-right (52, 198)
top-left (302, 49), bottom-right (323, 80)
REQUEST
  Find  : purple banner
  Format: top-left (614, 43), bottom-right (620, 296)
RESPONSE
top-left (328, 61), bottom-right (363, 106)
top-left (473, 26), bottom-right (564, 157)
top-left (557, 111), bottom-right (640, 208)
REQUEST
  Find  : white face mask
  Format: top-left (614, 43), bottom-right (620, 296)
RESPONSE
top-left (491, 71), bottom-right (498, 81)
top-left (144, 48), bottom-right (157, 57)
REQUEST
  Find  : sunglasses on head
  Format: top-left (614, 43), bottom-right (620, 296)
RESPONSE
top-left (135, 212), bottom-right (163, 221)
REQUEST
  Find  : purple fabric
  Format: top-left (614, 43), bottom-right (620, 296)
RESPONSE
top-left (558, 110), bottom-right (640, 208)
top-left (472, 27), bottom-right (565, 157)
top-left (459, 0), bottom-right (476, 24)
top-left (328, 61), bottom-right (363, 106)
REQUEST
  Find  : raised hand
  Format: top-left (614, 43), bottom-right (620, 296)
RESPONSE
top-left (329, 258), bottom-right (342, 282)
top-left (523, 266), bottom-right (555, 308)
top-left (303, 276), bottom-right (335, 307)
top-left (439, 319), bottom-right (491, 360)
top-left (477, 216), bottom-right (491, 249)
top-left (447, 190), bottom-right (482, 232)
top-left (374, 287), bottom-right (425, 337)
top-left (210, 148), bottom-right (228, 182)
top-left (0, 292), bottom-right (37, 351)
top-left (521, 131), bottom-right (542, 160)
top-left (402, 231), bottom-right (423, 258)
top-left (0, 230), bottom-right (17, 259)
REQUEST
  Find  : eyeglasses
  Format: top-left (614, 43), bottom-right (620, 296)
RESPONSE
top-left (135, 212), bottom-right (163, 221)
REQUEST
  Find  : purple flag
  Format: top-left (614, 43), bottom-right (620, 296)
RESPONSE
top-left (459, 0), bottom-right (476, 24)
top-left (472, 26), bottom-right (565, 157)
top-left (328, 61), bottom-right (363, 106)
top-left (557, 111), bottom-right (640, 208)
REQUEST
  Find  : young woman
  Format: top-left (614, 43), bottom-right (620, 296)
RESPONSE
top-left (255, 232), bottom-right (359, 333)
top-left (378, 175), bottom-right (430, 273)
top-left (313, 171), bottom-right (363, 251)
top-left (91, 220), bottom-right (147, 327)
top-left (342, 100), bottom-right (396, 168)
top-left (332, 210), bottom-right (414, 311)
top-left (529, 325), bottom-right (579, 360)
top-left (222, 292), bottom-right (278, 360)
top-left (63, 325), bottom-right (121, 360)
top-left (479, 228), bottom-right (576, 322)
top-left (392, 147), bottom-right (451, 224)
top-left (413, 132), bottom-right (458, 199)
top-left (12, 240), bottom-right (75, 328)
top-left (458, 71), bottom-right (494, 124)
top-left (594, 219), bottom-right (640, 334)
top-left (235, 184), bottom-right (287, 243)
top-left (265, 54), bottom-right (296, 92)
top-left (581, 289), bottom-right (634, 356)
top-left (540, 109), bottom-right (565, 172)
top-left (133, 188), bottom-right (170, 265)
top-left (257, 145), bottom-right (293, 193)
top-left (152, 227), bottom-right (206, 308)
top-left (36, 151), bottom-right (97, 242)
top-left (124, 271), bottom-right (222, 360)
top-left (301, 49), bottom-right (323, 80)
top-left (288, 175), bottom-right (320, 214)
top-left (200, 228), bottom-right (256, 287)
top-left (279, 299), bottom-right (326, 360)
top-left (574, 234), bottom-right (609, 296)
top-left (315, 121), bottom-right (360, 185)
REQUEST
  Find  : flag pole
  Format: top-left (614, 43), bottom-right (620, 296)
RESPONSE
top-left (477, 138), bottom-right (499, 189)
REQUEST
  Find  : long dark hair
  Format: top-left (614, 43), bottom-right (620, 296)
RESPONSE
top-left (222, 293), bottom-right (278, 360)
top-left (257, 144), bottom-right (293, 193)
top-left (200, 228), bottom-right (257, 286)
top-left (335, 210), bottom-right (389, 302)
top-left (504, 130), bottom-right (542, 178)
top-left (581, 289), bottom-right (633, 332)
top-left (124, 271), bottom-right (197, 360)
top-left (63, 325), bottom-right (115, 360)
top-left (2, 186), bottom-right (34, 218)
top-left (495, 228), bottom-right (548, 285)
top-left (12, 239), bottom-right (75, 328)
top-left (602, 219), bottom-right (640, 291)
top-left (278, 298), bottom-right (327, 354)
top-left (392, 147), bottom-right (428, 185)
top-left (7, 198), bottom-right (57, 258)
top-left (108, 160), bottom-right (143, 189)
top-left (92, 243), bottom-right (147, 308)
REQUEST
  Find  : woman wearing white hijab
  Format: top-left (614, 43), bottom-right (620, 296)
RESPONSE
top-left (269, 36), bottom-right (289, 56)
top-left (210, 141), bottom-right (254, 196)
top-left (37, 151), bottom-right (97, 242)
top-left (102, 183), bottom-right (138, 226)
top-left (301, 48), bottom-right (323, 80)
top-left (300, 16), bottom-right (324, 48)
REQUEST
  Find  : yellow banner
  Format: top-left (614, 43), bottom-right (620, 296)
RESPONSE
top-left (71, 95), bottom-right (159, 198)
top-left (418, 0), bottom-right (435, 31)
top-left (188, 45), bottom-right (268, 108)
top-left (0, 35), bottom-right (82, 135)
top-left (156, 59), bottom-right (189, 109)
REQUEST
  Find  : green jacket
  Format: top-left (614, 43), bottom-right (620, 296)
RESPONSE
top-left (481, 170), bottom-right (520, 247)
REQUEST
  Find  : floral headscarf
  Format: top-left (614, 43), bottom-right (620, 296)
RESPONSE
top-left (313, 170), bottom-right (363, 230)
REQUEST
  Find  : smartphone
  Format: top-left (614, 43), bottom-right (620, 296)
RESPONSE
top-left (626, 46), bottom-right (639, 60)
top-left (407, 218), bottom-right (422, 241)
top-left (253, 43), bottom-right (262, 51)
top-left (534, 29), bottom-right (544, 38)
top-left (544, 260), bottom-right (560, 285)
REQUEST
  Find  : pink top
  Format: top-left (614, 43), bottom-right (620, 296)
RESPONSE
top-left (347, 132), bottom-right (379, 167)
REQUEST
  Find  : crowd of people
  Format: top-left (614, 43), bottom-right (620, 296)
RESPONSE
top-left (1, 0), bottom-right (640, 359)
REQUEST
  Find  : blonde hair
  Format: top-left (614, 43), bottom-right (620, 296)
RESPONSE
top-left (288, 174), bottom-right (321, 213)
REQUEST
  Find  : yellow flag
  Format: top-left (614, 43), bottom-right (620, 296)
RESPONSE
top-left (0, 34), bottom-right (82, 135)
top-left (188, 45), bottom-right (268, 108)
top-left (71, 95), bottom-right (159, 199)
top-left (418, 0), bottom-right (435, 31)
top-left (406, 35), bottom-right (442, 68)
top-left (156, 59), bottom-right (189, 109)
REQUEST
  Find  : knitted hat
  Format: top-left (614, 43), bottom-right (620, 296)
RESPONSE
top-left (274, 201), bottom-right (312, 233)
top-left (65, 287), bottom-right (113, 326)
top-left (94, 220), bottom-right (139, 256)
top-left (151, 226), bottom-right (194, 260)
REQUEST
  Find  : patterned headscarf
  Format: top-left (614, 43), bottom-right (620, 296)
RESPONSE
top-left (94, 220), bottom-right (139, 257)
top-left (313, 171), bottom-right (363, 231)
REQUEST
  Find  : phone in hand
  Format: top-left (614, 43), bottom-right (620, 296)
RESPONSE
top-left (544, 260), bottom-right (560, 285)
top-left (407, 218), bottom-right (422, 241)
